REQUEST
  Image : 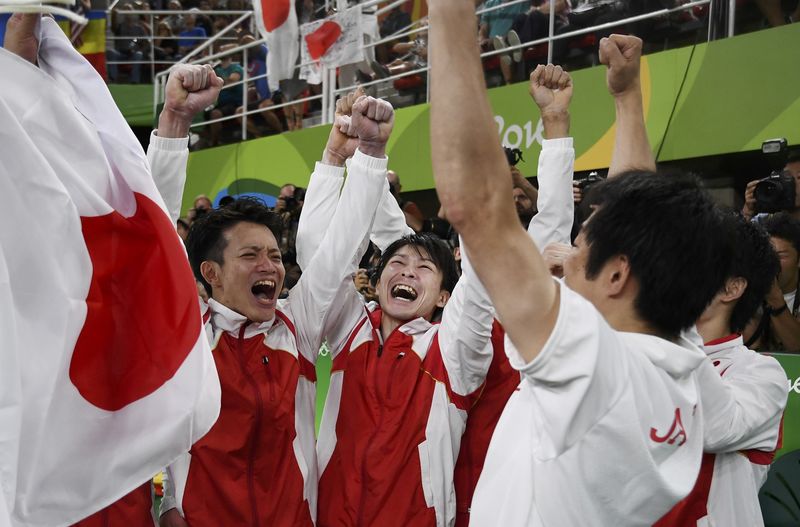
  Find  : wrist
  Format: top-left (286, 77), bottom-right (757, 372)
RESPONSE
top-left (612, 84), bottom-right (643, 106)
top-left (157, 108), bottom-right (192, 138)
top-left (357, 140), bottom-right (387, 159)
top-left (541, 109), bottom-right (570, 139)
top-left (767, 302), bottom-right (788, 316)
top-left (322, 148), bottom-right (348, 167)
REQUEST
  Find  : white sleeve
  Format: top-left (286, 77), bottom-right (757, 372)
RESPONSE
top-left (370, 183), bottom-right (414, 252)
top-left (296, 162), bottom-right (345, 271)
top-left (287, 149), bottom-right (388, 362)
top-left (528, 137), bottom-right (574, 248)
top-left (438, 238), bottom-right (495, 396)
top-left (505, 282), bottom-right (628, 455)
top-left (696, 355), bottom-right (788, 453)
top-left (146, 131), bottom-right (189, 225)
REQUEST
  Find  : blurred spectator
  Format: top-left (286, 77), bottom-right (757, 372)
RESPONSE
top-left (479, 0), bottom-right (530, 83)
top-left (376, 6), bottom-right (412, 64)
top-left (275, 184), bottom-right (304, 265)
top-left (177, 217), bottom-right (190, 240)
top-left (107, 4), bottom-right (149, 83)
top-left (187, 194), bottom-right (213, 223)
top-left (235, 33), bottom-right (284, 137)
top-left (177, 10), bottom-right (208, 57)
top-left (371, 31), bottom-right (428, 79)
top-left (191, 6), bottom-right (214, 36)
top-left (745, 212), bottom-right (800, 353)
top-left (153, 21), bottom-right (178, 62)
top-left (163, 0), bottom-right (185, 33)
top-left (208, 44), bottom-right (244, 146)
top-left (387, 170), bottom-right (425, 231)
top-left (754, 0), bottom-right (800, 26)
top-left (511, 166), bottom-right (538, 228)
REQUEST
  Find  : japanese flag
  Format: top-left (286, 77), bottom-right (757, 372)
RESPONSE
top-left (252, 0), bottom-right (299, 91)
top-left (0, 18), bottom-right (220, 527)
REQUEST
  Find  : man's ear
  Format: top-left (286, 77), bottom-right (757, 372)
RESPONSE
top-left (605, 254), bottom-right (631, 297)
top-left (200, 260), bottom-right (222, 291)
top-left (436, 289), bottom-right (451, 309)
top-left (721, 276), bottom-right (747, 303)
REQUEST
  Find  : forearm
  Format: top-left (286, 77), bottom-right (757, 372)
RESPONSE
top-left (296, 162), bottom-right (345, 270)
top-left (430, 2), bottom-right (512, 232)
top-left (430, 0), bottom-right (559, 362)
top-left (528, 137), bottom-right (575, 248)
top-left (371, 186), bottom-right (414, 251)
top-left (147, 131), bottom-right (190, 224)
top-left (608, 88), bottom-right (655, 178)
top-left (439, 241), bottom-right (494, 396)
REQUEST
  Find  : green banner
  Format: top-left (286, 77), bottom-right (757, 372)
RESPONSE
top-left (179, 24), bottom-right (800, 212)
top-left (775, 353), bottom-right (800, 459)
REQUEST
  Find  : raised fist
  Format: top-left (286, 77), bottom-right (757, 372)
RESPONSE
top-left (529, 64), bottom-right (573, 115)
top-left (324, 87), bottom-right (365, 166)
top-left (599, 34), bottom-right (643, 97)
top-left (542, 242), bottom-right (573, 278)
top-left (163, 64), bottom-right (224, 121)
top-left (351, 95), bottom-right (394, 158)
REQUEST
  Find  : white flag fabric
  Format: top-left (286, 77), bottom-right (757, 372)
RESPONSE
top-left (0, 18), bottom-right (220, 527)
top-left (299, 6), bottom-right (363, 69)
top-left (252, 0), bottom-right (299, 91)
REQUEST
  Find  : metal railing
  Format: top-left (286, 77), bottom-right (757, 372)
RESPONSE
top-left (98, 0), bottom-right (737, 145)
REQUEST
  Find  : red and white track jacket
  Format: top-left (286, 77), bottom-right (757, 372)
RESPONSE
top-left (297, 160), bottom-right (495, 526)
top-left (149, 138), bottom-right (390, 525)
top-left (656, 334), bottom-right (788, 526)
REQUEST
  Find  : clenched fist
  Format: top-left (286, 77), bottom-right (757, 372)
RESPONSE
top-left (351, 95), bottom-right (395, 158)
top-left (599, 34), bottom-right (642, 97)
top-left (158, 64), bottom-right (224, 137)
top-left (529, 63), bottom-right (573, 115)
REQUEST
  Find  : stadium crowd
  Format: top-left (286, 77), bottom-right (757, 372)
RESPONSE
top-left (1, 4), bottom-right (798, 527)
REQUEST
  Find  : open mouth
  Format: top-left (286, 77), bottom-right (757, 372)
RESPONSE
top-left (391, 284), bottom-right (418, 302)
top-left (251, 279), bottom-right (276, 303)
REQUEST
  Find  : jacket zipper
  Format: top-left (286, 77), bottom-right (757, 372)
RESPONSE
top-left (235, 323), bottom-right (262, 527)
top-left (357, 326), bottom-right (406, 525)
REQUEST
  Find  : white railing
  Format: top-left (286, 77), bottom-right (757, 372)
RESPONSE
top-left (102, 0), bottom-right (731, 144)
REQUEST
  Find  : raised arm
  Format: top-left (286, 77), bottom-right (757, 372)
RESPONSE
top-left (601, 35), bottom-right (656, 178)
top-left (147, 64), bottom-right (222, 223)
top-left (290, 97), bottom-right (396, 358)
top-left (429, 0), bottom-right (558, 363)
top-left (526, 65), bottom-right (575, 249)
top-left (295, 89), bottom-right (363, 270)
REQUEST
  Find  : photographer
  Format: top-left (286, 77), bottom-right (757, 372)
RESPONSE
top-left (742, 148), bottom-right (800, 220)
top-left (745, 212), bottom-right (800, 354)
top-left (505, 147), bottom-right (539, 229)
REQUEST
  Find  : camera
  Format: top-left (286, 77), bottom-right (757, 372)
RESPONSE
top-left (754, 138), bottom-right (794, 213)
top-left (575, 171), bottom-right (604, 193)
top-left (503, 146), bottom-right (524, 167)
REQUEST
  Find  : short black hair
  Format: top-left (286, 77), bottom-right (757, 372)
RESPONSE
top-left (760, 212), bottom-right (800, 254)
top-left (582, 171), bottom-right (732, 339)
top-left (374, 233), bottom-right (459, 295)
top-left (724, 214), bottom-right (780, 333)
top-left (185, 197), bottom-right (283, 296)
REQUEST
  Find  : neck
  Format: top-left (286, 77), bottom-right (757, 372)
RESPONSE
top-left (695, 315), bottom-right (732, 344)
top-left (380, 313), bottom-right (403, 341)
top-left (604, 301), bottom-right (668, 339)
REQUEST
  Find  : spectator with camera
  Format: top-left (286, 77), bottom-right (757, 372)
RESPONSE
top-left (504, 147), bottom-right (539, 228)
top-left (744, 212), bottom-right (800, 354)
top-left (742, 140), bottom-right (800, 221)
